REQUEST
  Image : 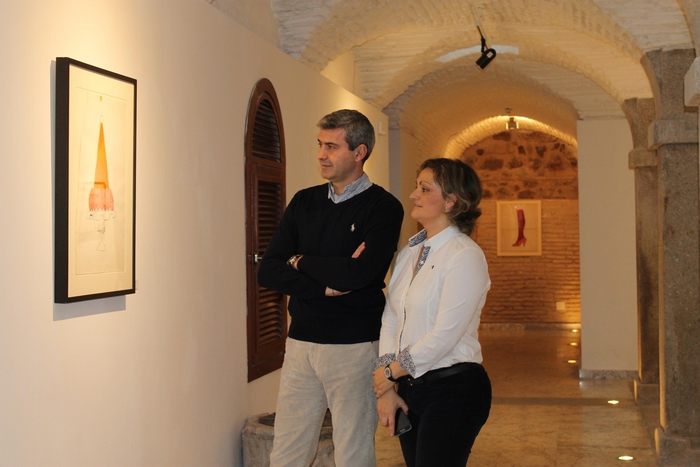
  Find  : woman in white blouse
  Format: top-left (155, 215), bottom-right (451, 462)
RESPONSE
top-left (373, 158), bottom-right (491, 467)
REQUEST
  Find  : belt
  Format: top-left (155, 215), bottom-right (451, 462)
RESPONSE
top-left (401, 362), bottom-right (479, 386)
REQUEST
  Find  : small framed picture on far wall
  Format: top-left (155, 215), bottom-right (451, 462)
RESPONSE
top-left (496, 200), bottom-right (542, 256)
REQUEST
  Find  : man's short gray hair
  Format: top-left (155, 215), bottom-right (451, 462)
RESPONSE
top-left (317, 109), bottom-right (375, 163)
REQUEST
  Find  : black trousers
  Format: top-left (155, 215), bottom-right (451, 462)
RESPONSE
top-left (396, 363), bottom-right (492, 467)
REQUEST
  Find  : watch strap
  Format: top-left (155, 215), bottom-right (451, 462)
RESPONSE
top-left (384, 364), bottom-right (398, 382)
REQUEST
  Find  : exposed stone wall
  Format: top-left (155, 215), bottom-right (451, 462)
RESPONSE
top-left (465, 131), bottom-right (581, 324)
top-left (462, 130), bottom-right (578, 200)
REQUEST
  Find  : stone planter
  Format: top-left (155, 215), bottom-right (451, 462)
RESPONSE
top-left (242, 412), bottom-right (335, 467)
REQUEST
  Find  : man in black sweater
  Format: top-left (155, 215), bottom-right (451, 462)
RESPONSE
top-left (258, 109), bottom-right (403, 466)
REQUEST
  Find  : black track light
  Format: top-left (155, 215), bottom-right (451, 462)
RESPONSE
top-left (475, 25), bottom-right (496, 69)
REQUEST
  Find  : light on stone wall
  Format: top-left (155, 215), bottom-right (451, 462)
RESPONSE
top-left (505, 108), bottom-right (518, 130)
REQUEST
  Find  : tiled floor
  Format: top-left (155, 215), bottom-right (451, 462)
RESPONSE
top-left (375, 328), bottom-right (658, 466)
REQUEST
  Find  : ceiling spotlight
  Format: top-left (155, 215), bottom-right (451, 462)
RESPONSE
top-left (475, 25), bottom-right (497, 69)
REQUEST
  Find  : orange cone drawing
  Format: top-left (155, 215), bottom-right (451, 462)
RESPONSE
top-left (86, 103), bottom-right (116, 252)
top-left (88, 121), bottom-right (115, 211)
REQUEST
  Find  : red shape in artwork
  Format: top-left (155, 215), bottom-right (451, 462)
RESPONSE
top-left (512, 208), bottom-right (527, 247)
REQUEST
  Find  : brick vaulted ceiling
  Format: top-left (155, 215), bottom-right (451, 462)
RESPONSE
top-left (215, 0), bottom-right (693, 158)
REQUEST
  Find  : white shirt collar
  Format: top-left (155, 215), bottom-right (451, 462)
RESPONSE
top-left (408, 225), bottom-right (460, 253)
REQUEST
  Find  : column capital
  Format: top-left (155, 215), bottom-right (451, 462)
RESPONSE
top-left (685, 57), bottom-right (700, 107)
top-left (622, 98), bottom-right (656, 149)
top-left (647, 118), bottom-right (698, 149)
top-left (642, 48), bottom-right (697, 120)
top-left (629, 149), bottom-right (657, 168)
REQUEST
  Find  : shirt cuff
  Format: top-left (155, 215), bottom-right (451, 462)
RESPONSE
top-left (373, 353), bottom-right (395, 371)
top-left (397, 347), bottom-right (416, 377)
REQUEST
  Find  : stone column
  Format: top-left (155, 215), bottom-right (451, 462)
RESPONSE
top-left (622, 98), bottom-right (659, 405)
top-left (642, 48), bottom-right (700, 466)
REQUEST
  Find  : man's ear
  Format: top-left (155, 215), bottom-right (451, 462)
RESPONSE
top-left (354, 144), bottom-right (367, 162)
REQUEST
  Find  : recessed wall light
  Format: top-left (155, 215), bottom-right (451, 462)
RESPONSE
top-left (618, 455), bottom-right (634, 461)
top-left (569, 342), bottom-right (578, 346)
top-left (504, 108), bottom-right (518, 130)
top-left (567, 360), bottom-right (577, 364)
top-left (608, 400), bottom-right (620, 405)
top-left (572, 329), bottom-right (579, 333)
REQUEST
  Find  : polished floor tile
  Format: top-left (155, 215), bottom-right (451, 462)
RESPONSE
top-left (375, 329), bottom-right (658, 466)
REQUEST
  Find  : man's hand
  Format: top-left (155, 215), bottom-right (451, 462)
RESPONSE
top-left (324, 242), bottom-right (366, 296)
top-left (325, 287), bottom-right (350, 296)
top-left (351, 242), bottom-right (366, 258)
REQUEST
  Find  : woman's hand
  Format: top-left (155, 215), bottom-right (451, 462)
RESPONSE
top-left (377, 391), bottom-right (409, 436)
top-left (372, 367), bottom-right (395, 398)
top-left (373, 361), bottom-right (408, 398)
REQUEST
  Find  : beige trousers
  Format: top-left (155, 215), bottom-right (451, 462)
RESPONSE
top-left (269, 338), bottom-right (379, 467)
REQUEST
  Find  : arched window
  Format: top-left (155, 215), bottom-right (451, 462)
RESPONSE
top-left (245, 78), bottom-right (286, 381)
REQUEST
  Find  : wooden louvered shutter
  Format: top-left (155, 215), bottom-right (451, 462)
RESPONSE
top-left (245, 79), bottom-right (286, 382)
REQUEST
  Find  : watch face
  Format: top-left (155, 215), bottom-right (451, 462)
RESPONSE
top-left (384, 366), bottom-right (392, 378)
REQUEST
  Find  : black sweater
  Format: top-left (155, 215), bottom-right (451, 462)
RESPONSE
top-left (258, 183), bottom-right (404, 344)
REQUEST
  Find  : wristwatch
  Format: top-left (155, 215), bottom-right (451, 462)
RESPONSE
top-left (384, 364), bottom-right (398, 382)
top-left (287, 254), bottom-right (302, 268)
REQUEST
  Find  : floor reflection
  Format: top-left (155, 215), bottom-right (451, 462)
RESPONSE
top-left (375, 328), bottom-right (658, 467)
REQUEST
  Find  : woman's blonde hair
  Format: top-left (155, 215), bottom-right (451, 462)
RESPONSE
top-left (419, 158), bottom-right (482, 235)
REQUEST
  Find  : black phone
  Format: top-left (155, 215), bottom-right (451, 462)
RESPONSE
top-left (394, 409), bottom-right (412, 436)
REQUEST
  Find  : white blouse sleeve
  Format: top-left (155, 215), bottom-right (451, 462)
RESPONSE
top-left (377, 246), bottom-right (410, 363)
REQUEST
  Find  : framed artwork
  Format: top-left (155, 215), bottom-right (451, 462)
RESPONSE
top-left (496, 200), bottom-right (542, 256)
top-left (54, 58), bottom-right (136, 303)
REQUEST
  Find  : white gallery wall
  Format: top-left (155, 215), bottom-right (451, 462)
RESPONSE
top-left (389, 129), bottom-right (426, 247)
top-left (0, 1), bottom-right (645, 464)
top-left (0, 1), bottom-right (389, 465)
top-left (577, 119), bottom-right (638, 373)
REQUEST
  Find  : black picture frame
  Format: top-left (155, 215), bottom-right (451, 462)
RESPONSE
top-left (55, 58), bottom-right (136, 303)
